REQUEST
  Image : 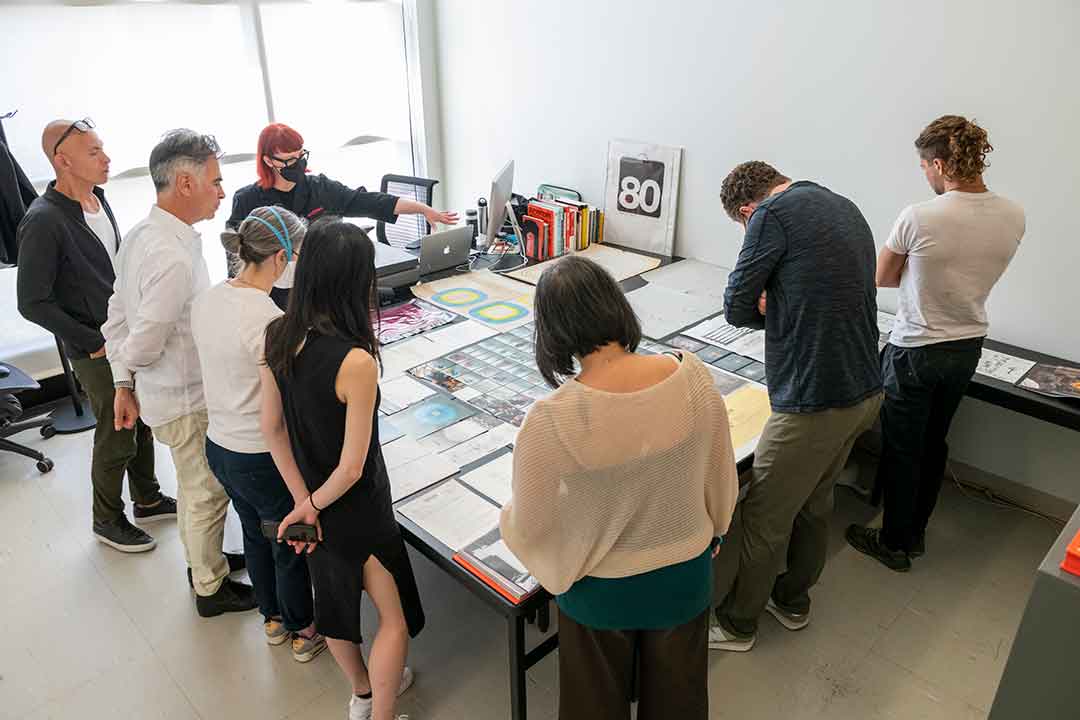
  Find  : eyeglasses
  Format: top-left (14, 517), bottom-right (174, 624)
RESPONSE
top-left (269, 148), bottom-right (309, 167)
top-left (53, 118), bottom-right (95, 156)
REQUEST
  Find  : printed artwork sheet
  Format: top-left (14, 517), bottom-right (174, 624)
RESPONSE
top-left (625, 283), bottom-right (722, 340)
top-left (640, 259), bottom-right (730, 301)
top-left (684, 315), bottom-right (766, 363)
top-left (976, 348), bottom-right (1037, 384)
top-left (388, 453), bottom-right (459, 503)
top-left (457, 451), bottom-right (514, 507)
top-left (1018, 363), bottom-right (1080, 399)
top-left (397, 480), bottom-right (502, 550)
top-left (506, 244), bottom-right (661, 285)
top-left (412, 270), bottom-right (536, 330)
top-left (378, 299), bottom-right (457, 345)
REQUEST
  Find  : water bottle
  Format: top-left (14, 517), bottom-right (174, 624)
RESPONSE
top-left (465, 209), bottom-right (479, 248)
top-left (477, 197), bottom-right (488, 235)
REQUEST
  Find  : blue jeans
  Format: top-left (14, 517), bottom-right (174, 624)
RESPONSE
top-left (205, 438), bottom-right (314, 631)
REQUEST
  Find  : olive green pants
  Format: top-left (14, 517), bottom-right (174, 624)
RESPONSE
top-left (70, 356), bottom-right (161, 525)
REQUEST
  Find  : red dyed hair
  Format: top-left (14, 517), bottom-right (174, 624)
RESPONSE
top-left (255, 123), bottom-right (304, 189)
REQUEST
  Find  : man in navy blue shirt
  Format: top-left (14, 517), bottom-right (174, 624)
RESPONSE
top-left (710, 161), bottom-right (882, 652)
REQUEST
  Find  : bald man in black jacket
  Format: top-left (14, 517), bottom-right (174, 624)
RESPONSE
top-left (17, 119), bottom-right (175, 552)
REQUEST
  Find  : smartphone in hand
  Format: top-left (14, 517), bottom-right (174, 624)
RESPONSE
top-left (261, 520), bottom-right (318, 544)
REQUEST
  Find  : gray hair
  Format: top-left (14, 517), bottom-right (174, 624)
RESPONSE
top-left (222, 206), bottom-right (306, 272)
top-left (148, 129), bottom-right (222, 192)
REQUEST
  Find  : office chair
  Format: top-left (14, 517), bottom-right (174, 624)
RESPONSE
top-left (0, 361), bottom-right (56, 474)
top-left (377, 174), bottom-right (438, 251)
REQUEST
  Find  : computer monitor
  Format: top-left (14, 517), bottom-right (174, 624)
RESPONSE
top-left (485, 160), bottom-right (514, 248)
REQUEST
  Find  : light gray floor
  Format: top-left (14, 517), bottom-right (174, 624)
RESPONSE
top-left (0, 426), bottom-right (1061, 720)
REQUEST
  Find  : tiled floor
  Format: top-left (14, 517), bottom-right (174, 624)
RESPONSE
top-left (0, 426), bottom-right (1061, 720)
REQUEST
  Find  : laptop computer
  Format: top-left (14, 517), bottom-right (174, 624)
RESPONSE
top-left (419, 226), bottom-right (473, 277)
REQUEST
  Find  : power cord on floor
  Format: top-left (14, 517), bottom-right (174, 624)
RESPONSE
top-left (947, 462), bottom-right (1065, 527)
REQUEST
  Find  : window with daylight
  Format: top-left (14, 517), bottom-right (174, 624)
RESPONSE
top-left (0, 0), bottom-right (420, 377)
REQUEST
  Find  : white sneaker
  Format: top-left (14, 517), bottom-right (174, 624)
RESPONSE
top-left (347, 695), bottom-right (372, 720)
top-left (346, 667), bottom-right (416, 720)
top-left (708, 621), bottom-right (756, 652)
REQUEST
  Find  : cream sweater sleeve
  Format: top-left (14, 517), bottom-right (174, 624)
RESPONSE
top-left (705, 386), bottom-right (739, 537)
top-left (499, 402), bottom-right (576, 594)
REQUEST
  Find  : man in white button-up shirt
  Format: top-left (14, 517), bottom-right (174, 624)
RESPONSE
top-left (103, 130), bottom-right (255, 617)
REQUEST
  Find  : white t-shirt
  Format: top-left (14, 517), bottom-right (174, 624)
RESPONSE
top-left (191, 282), bottom-right (283, 453)
top-left (886, 191), bottom-right (1025, 348)
top-left (84, 201), bottom-right (117, 264)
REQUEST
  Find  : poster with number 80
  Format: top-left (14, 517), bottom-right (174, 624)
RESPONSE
top-left (618, 157), bottom-right (665, 218)
top-left (604, 139), bottom-right (683, 257)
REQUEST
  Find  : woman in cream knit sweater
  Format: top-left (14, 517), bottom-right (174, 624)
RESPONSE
top-left (500, 256), bottom-right (738, 720)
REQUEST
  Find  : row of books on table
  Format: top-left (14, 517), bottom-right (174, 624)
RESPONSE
top-left (522, 197), bottom-right (605, 262)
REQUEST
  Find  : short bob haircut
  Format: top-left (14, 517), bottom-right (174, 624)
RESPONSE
top-left (533, 255), bottom-right (642, 388)
top-left (256, 123), bottom-right (304, 190)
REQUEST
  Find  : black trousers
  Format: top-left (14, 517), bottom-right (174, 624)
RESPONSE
top-left (878, 338), bottom-right (983, 552)
top-left (557, 608), bottom-right (709, 720)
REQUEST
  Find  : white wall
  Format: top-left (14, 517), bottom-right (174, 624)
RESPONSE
top-left (432, 0), bottom-right (1080, 501)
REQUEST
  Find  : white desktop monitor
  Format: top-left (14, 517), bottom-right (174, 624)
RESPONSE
top-left (484, 160), bottom-right (514, 247)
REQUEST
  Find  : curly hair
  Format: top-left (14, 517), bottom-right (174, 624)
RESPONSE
top-left (720, 161), bottom-right (790, 222)
top-left (915, 115), bottom-right (993, 182)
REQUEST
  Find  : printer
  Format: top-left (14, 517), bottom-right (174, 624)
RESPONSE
top-left (374, 239), bottom-right (420, 290)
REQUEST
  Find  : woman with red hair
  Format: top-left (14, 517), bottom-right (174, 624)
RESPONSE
top-left (226, 123), bottom-right (456, 275)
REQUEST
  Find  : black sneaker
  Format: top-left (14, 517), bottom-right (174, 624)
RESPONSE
top-left (93, 517), bottom-right (156, 553)
top-left (187, 553), bottom-right (247, 588)
top-left (845, 525), bottom-right (911, 572)
top-left (133, 495), bottom-right (177, 524)
top-left (909, 533), bottom-right (926, 558)
top-left (195, 578), bottom-right (258, 618)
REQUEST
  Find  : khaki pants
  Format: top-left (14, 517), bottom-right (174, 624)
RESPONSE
top-left (714, 393), bottom-right (883, 635)
top-left (152, 410), bottom-right (229, 596)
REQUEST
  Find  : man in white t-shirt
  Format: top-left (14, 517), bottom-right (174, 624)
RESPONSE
top-left (847, 116), bottom-right (1025, 571)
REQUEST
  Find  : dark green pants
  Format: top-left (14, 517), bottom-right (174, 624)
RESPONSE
top-left (70, 356), bottom-right (162, 524)
top-left (714, 393), bottom-right (883, 635)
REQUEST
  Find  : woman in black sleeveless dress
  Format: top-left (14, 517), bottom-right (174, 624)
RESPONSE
top-left (260, 216), bottom-right (423, 720)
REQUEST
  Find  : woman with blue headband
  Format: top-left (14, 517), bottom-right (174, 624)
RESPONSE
top-left (190, 206), bottom-right (327, 663)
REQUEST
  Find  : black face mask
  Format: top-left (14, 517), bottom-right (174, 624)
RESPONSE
top-left (279, 156), bottom-right (307, 184)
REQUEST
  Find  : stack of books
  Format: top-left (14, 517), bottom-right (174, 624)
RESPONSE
top-left (453, 527), bottom-right (541, 604)
top-left (522, 197), bottom-right (604, 262)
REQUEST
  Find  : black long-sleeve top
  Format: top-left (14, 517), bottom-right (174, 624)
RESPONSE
top-left (226, 174), bottom-right (400, 230)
